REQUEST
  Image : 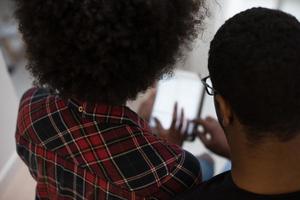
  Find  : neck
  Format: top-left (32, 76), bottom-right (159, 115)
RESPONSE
top-left (229, 130), bottom-right (300, 195)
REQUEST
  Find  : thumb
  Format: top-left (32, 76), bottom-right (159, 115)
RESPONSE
top-left (154, 118), bottom-right (164, 132)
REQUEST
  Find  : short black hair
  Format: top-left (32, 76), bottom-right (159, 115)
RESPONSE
top-left (15, 0), bottom-right (206, 104)
top-left (208, 7), bottom-right (300, 140)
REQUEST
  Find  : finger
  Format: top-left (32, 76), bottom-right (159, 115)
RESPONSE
top-left (206, 116), bottom-right (215, 121)
top-left (183, 120), bottom-right (191, 140)
top-left (154, 118), bottom-right (164, 133)
top-left (196, 125), bottom-right (205, 135)
top-left (191, 118), bottom-right (212, 132)
top-left (191, 118), bottom-right (206, 126)
top-left (198, 132), bottom-right (211, 147)
top-left (191, 119), bottom-right (206, 133)
top-left (194, 122), bottom-right (208, 139)
top-left (170, 102), bottom-right (178, 128)
top-left (177, 108), bottom-right (184, 131)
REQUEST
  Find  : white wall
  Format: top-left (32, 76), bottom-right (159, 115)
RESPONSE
top-left (186, 0), bottom-right (300, 76)
top-left (0, 0), bottom-right (14, 20)
top-left (280, 0), bottom-right (300, 20)
top-left (0, 50), bottom-right (19, 182)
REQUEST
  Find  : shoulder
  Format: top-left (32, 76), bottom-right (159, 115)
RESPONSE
top-left (200, 170), bottom-right (231, 189)
top-left (168, 149), bottom-right (202, 188)
top-left (175, 171), bottom-right (232, 200)
top-left (17, 87), bottom-right (53, 120)
top-left (16, 87), bottom-right (58, 138)
top-left (19, 87), bottom-right (52, 110)
top-left (176, 150), bottom-right (202, 179)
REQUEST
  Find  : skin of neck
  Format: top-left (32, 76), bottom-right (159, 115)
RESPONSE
top-left (229, 124), bottom-right (300, 195)
top-left (215, 95), bottom-right (300, 195)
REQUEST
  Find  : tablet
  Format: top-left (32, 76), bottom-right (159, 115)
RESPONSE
top-left (150, 69), bottom-right (205, 140)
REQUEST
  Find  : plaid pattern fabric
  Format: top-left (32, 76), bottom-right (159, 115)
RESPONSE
top-left (16, 88), bottom-right (202, 199)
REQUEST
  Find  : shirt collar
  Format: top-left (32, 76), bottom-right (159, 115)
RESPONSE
top-left (67, 99), bottom-right (149, 130)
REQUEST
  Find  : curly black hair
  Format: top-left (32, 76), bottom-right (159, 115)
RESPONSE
top-left (209, 8), bottom-right (300, 140)
top-left (14, 0), bottom-right (206, 104)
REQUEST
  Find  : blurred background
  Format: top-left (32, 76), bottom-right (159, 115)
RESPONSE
top-left (0, 0), bottom-right (299, 199)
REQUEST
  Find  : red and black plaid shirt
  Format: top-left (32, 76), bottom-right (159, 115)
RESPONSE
top-left (16, 88), bottom-right (201, 200)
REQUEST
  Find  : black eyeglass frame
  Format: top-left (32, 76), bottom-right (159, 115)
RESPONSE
top-left (201, 76), bottom-right (218, 96)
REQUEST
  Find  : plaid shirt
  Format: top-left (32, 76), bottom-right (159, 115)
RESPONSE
top-left (16, 88), bottom-right (201, 200)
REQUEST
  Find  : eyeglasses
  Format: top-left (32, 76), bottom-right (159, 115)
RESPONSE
top-left (201, 76), bottom-right (218, 96)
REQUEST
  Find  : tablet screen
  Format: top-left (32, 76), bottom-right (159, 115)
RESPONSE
top-left (150, 70), bottom-right (204, 131)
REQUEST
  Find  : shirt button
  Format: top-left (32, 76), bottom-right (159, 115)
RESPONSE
top-left (78, 106), bottom-right (84, 113)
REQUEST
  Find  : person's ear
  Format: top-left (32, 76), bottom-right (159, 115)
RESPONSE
top-left (214, 95), bottom-right (233, 127)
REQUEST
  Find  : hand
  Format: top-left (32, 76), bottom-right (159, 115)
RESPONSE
top-left (153, 103), bottom-right (188, 146)
top-left (193, 117), bottom-right (230, 159)
top-left (137, 88), bottom-right (157, 122)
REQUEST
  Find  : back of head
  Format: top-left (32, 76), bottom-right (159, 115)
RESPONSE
top-left (14, 0), bottom-right (206, 104)
top-left (208, 8), bottom-right (300, 141)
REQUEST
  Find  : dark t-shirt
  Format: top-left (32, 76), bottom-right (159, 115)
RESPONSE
top-left (176, 171), bottom-right (300, 200)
